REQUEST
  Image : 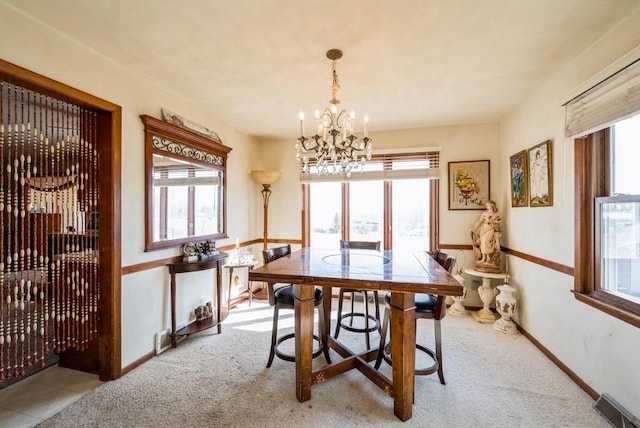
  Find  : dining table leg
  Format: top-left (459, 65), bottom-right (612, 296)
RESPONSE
top-left (389, 291), bottom-right (416, 422)
top-left (322, 285), bottom-right (332, 349)
top-left (293, 283), bottom-right (316, 402)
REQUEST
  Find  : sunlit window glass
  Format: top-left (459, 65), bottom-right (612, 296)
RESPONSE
top-left (392, 179), bottom-right (429, 250)
top-left (600, 113), bottom-right (640, 303)
top-left (612, 113), bottom-right (640, 195)
top-left (309, 182), bottom-right (342, 248)
top-left (349, 181), bottom-right (383, 242)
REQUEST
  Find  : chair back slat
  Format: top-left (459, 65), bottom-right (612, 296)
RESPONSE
top-left (261, 245), bottom-right (292, 307)
top-left (340, 240), bottom-right (381, 250)
top-left (262, 244), bottom-right (292, 264)
top-left (428, 250), bottom-right (456, 318)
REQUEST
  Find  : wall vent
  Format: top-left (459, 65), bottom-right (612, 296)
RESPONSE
top-left (594, 393), bottom-right (639, 428)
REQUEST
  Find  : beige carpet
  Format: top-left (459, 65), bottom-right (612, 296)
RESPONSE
top-left (38, 299), bottom-right (608, 428)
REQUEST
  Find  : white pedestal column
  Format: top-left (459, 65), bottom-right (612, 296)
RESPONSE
top-left (464, 268), bottom-right (508, 323)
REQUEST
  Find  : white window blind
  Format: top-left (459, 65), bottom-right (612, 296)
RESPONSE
top-left (300, 149), bottom-right (440, 183)
top-left (564, 58), bottom-right (640, 138)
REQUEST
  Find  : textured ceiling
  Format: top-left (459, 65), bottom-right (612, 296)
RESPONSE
top-left (6, 0), bottom-right (639, 140)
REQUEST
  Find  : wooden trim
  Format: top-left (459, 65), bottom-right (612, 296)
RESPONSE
top-left (301, 184), bottom-right (310, 247)
top-left (501, 246), bottom-right (574, 276)
top-left (342, 182), bottom-right (349, 240)
top-left (430, 180), bottom-right (439, 251)
top-left (121, 256), bottom-right (182, 275)
top-left (574, 130), bottom-right (610, 292)
top-left (99, 107), bottom-right (123, 381)
top-left (438, 244), bottom-right (574, 276)
top-left (518, 324), bottom-right (599, 400)
top-left (439, 244), bottom-right (473, 251)
top-left (121, 350), bottom-right (156, 376)
top-left (573, 291), bottom-right (640, 329)
top-left (0, 58), bottom-right (123, 381)
top-left (266, 238), bottom-right (302, 245)
top-left (384, 181), bottom-right (392, 250)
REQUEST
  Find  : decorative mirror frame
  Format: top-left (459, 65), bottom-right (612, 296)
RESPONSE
top-left (141, 114), bottom-right (232, 251)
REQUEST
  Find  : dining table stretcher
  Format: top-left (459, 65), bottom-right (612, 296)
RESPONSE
top-left (248, 247), bottom-right (463, 422)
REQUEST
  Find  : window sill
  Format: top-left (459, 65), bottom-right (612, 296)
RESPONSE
top-left (573, 290), bottom-right (640, 328)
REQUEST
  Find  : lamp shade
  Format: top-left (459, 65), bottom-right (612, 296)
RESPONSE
top-left (251, 170), bottom-right (280, 185)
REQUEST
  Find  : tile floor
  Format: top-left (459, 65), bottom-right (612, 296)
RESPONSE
top-left (0, 366), bottom-right (102, 428)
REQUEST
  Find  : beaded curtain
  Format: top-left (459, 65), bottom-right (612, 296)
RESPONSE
top-left (0, 81), bottom-right (100, 381)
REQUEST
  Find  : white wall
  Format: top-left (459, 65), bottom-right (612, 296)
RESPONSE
top-left (0, 3), bottom-right (262, 367)
top-left (500, 7), bottom-right (640, 417)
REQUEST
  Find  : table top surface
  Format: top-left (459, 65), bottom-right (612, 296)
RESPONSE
top-left (249, 248), bottom-right (463, 296)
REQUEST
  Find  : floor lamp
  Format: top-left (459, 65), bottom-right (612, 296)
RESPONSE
top-left (251, 170), bottom-right (281, 250)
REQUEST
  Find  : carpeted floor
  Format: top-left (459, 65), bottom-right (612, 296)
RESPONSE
top-left (38, 299), bottom-right (609, 427)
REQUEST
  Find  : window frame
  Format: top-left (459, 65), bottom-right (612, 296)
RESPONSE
top-left (574, 128), bottom-right (640, 328)
top-left (302, 179), bottom-right (439, 251)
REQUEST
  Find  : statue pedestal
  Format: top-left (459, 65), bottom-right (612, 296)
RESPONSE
top-left (464, 268), bottom-right (508, 323)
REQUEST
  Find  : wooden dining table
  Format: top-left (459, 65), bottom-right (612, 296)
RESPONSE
top-left (248, 247), bottom-right (463, 422)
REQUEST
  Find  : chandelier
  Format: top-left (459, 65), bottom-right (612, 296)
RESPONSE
top-left (295, 49), bottom-right (372, 177)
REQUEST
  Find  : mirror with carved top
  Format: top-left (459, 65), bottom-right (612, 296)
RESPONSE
top-left (141, 114), bottom-right (232, 251)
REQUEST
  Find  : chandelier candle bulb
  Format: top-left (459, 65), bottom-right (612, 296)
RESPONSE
top-left (299, 112), bottom-right (304, 136)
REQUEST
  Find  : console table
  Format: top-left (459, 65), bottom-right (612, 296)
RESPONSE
top-left (167, 253), bottom-right (228, 348)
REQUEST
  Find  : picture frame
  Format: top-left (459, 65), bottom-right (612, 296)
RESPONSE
top-left (509, 150), bottom-right (528, 207)
top-left (448, 160), bottom-right (490, 210)
top-left (528, 140), bottom-right (553, 207)
top-left (229, 268), bottom-right (249, 299)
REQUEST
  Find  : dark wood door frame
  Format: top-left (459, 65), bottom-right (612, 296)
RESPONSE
top-left (0, 59), bottom-right (122, 380)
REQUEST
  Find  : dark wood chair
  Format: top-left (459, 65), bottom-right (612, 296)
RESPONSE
top-left (262, 244), bottom-right (331, 367)
top-left (374, 249), bottom-right (455, 385)
top-left (333, 240), bottom-right (382, 350)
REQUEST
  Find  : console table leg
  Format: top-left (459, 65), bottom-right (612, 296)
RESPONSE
top-left (170, 272), bottom-right (177, 348)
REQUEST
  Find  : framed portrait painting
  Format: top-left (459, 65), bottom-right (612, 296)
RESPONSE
top-left (448, 160), bottom-right (490, 210)
top-left (528, 140), bottom-right (553, 207)
top-left (509, 150), bottom-right (528, 207)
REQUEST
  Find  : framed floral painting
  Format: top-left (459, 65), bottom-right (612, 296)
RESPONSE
top-left (448, 160), bottom-right (490, 210)
top-left (528, 140), bottom-right (553, 207)
top-left (510, 150), bottom-right (528, 207)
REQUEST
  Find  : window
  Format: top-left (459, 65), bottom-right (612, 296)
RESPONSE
top-left (349, 180), bottom-right (384, 242)
top-left (303, 151), bottom-right (439, 251)
top-left (392, 179), bottom-right (430, 250)
top-left (574, 114), bottom-right (640, 328)
top-left (309, 181), bottom-right (342, 248)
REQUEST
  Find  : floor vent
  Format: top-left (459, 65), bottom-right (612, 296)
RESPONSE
top-left (594, 393), bottom-right (639, 428)
top-left (155, 329), bottom-right (171, 355)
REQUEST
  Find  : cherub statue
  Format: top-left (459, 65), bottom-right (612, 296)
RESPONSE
top-left (470, 200), bottom-right (502, 273)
